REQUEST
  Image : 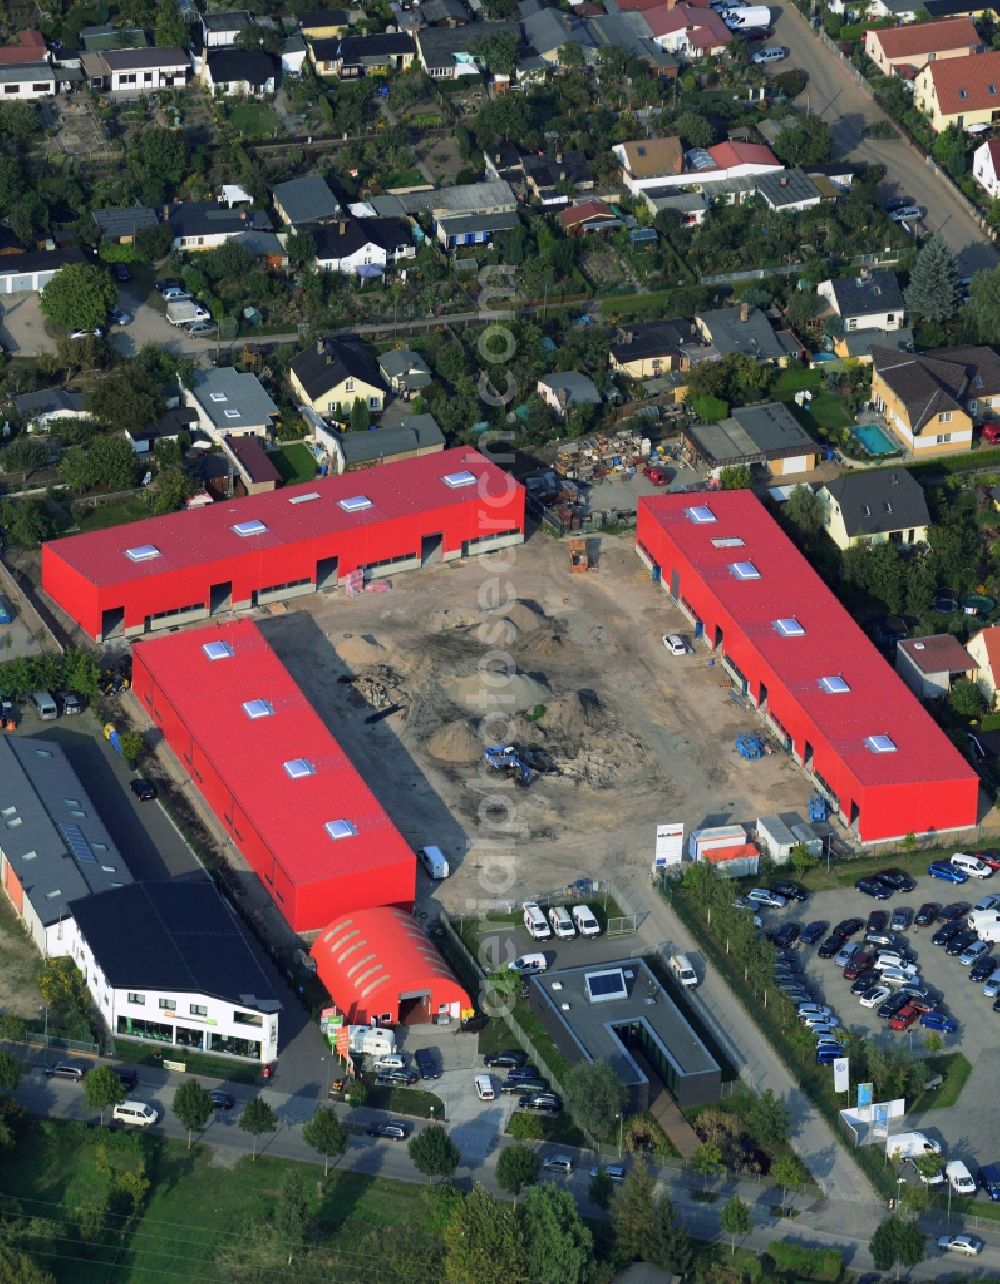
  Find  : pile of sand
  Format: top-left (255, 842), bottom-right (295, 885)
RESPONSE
top-left (426, 719), bottom-right (483, 764)
top-left (528, 624), bottom-right (566, 659)
top-left (428, 607), bottom-right (480, 633)
top-left (506, 601), bottom-right (545, 634)
top-left (541, 690), bottom-right (604, 737)
top-left (441, 670), bottom-right (550, 714)
top-left (336, 634), bottom-right (385, 666)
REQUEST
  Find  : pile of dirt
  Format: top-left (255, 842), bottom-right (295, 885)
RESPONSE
top-left (425, 719), bottom-right (482, 764)
top-left (541, 690), bottom-right (604, 738)
top-left (442, 670), bottom-right (550, 714)
top-left (428, 607), bottom-right (480, 633)
top-left (336, 634), bottom-right (385, 666)
top-left (353, 664), bottom-right (406, 711)
top-left (506, 601), bottom-right (545, 634)
top-left (527, 624), bottom-right (566, 659)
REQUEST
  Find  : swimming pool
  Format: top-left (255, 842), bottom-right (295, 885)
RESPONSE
top-left (852, 423), bottom-right (899, 456)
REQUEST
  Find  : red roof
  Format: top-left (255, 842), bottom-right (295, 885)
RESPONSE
top-left (312, 907), bottom-right (471, 1022)
top-left (922, 48), bottom-right (1000, 115)
top-left (644, 2), bottom-right (730, 42)
top-left (0, 28), bottom-right (46, 63)
top-left (702, 843), bottom-right (758, 864)
top-left (638, 491), bottom-right (979, 794)
top-left (44, 446), bottom-right (513, 589)
top-left (558, 200), bottom-right (615, 228)
top-left (133, 619), bottom-right (415, 893)
top-left (618, 0), bottom-right (666, 11)
top-left (869, 16), bottom-right (978, 60)
top-left (708, 141), bottom-right (780, 169)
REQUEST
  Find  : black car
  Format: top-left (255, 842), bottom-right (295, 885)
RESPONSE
top-left (897, 983), bottom-right (936, 1003)
top-left (518, 1092), bottom-right (562, 1111)
top-left (939, 901), bottom-right (971, 922)
top-left (875, 868), bottom-right (916, 892)
top-left (778, 984), bottom-right (812, 1000)
top-left (800, 920), bottom-right (829, 945)
top-left (367, 1121), bottom-right (409, 1140)
top-left (504, 1065), bottom-right (540, 1084)
top-left (155, 278), bottom-right (184, 294)
top-left (867, 910), bottom-right (889, 933)
top-left (375, 1069), bottom-right (419, 1087)
top-left (818, 934), bottom-right (847, 958)
top-left (773, 923), bottom-right (801, 948)
top-left (971, 955), bottom-right (996, 983)
top-left (209, 1089), bottom-right (235, 1110)
top-left (878, 992), bottom-right (911, 1019)
top-left (834, 918), bottom-right (865, 937)
top-left (856, 878), bottom-right (892, 900)
top-left (111, 1066), bottom-right (137, 1092)
top-left (413, 1048), bottom-right (438, 1080)
top-left (932, 921), bottom-right (963, 947)
top-left (484, 1050), bottom-right (527, 1069)
top-left (111, 263), bottom-right (131, 282)
top-left (914, 902), bottom-right (940, 927)
top-left (129, 778), bottom-right (157, 802)
top-left (946, 930), bottom-right (978, 957)
top-left (503, 1076), bottom-right (547, 1094)
top-left (851, 969), bottom-right (879, 995)
top-left (772, 881), bottom-right (809, 902)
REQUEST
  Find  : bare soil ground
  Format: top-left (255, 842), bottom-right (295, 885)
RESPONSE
top-left (260, 531), bottom-right (810, 925)
top-left (413, 135), bottom-right (467, 187)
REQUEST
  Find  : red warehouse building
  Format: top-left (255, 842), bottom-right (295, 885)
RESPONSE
top-left (311, 907), bottom-right (472, 1026)
top-left (42, 447), bottom-right (524, 641)
top-left (131, 619), bottom-right (416, 933)
top-left (637, 492), bottom-right (979, 843)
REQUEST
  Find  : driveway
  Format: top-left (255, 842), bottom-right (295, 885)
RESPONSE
top-left (0, 293), bottom-right (54, 356)
top-left (771, 3), bottom-right (998, 273)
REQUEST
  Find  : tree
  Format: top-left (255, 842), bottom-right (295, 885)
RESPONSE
top-left (86, 366), bottom-right (166, 433)
top-left (773, 115), bottom-right (833, 166)
top-left (789, 842), bottom-right (818, 876)
top-left (239, 1098), bottom-right (277, 1161)
top-left (286, 230), bottom-right (317, 268)
top-left (771, 1154), bottom-right (803, 1212)
top-left (118, 731), bottom-right (144, 767)
top-left (950, 677), bottom-right (986, 719)
top-left (0, 1050), bottom-right (20, 1094)
top-left (968, 264), bottom-right (1000, 342)
top-left (84, 1065), bottom-right (125, 1125)
top-left (443, 1183), bottom-right (526, 1284)
top-left (785, 288), bottom-right (824, 333)
top-left (275, 1168), bottom-right (309, 1263)
top-left (303, 1106), bottom-right (348, 1176)
top-left (720, 1194), bottom-right (751, 1256)
top-left (235, 22), bottom-right (283, 55)
top-left (746, 1088), bottom-right (791, 1148)
top-left (611, 1161), bottom-right (655, 1261)
top-left (471, 33), bottom-right (521, 75)
top-left (154, 0), bottom-right (189, 46)
top-left (563, 1061), bottom-right (627, 1141)
top-left (914, 1152), bottom-right (946, 1184)
top-left (59, 436), bottom-right (139, 493)
top-left (0, 497), bottom-right (53, 548)
top-left (691, 1140), bottom-right (725, 1189)
top-left (676, 110), bottom-right (714, 148)
top-left (519, 1183), bottom-right (593, 1284)
top-left (904, 235), bottom-right (959, 321)
top-left (40, 264), bottom-right (117, 330)
top-left (350, 397), bottom-right (371, 432)
top-left (719, 464), bottom-right (752, 490)
top-left (558, 41), bottom-right (585, 68)
top-left (134, 223), bottom-right (174, 262)
top-left (783, 484), bottom-right (825, 538)
top-left (148, 465), bottom-right (194, 517)
top-left (38, 956), bottom-right (90, 1012)
top-left (408, 1123), bottom-right (460, 1182)
top-left (589, 1167), bottom-right (613, 1209)
top-left (496, 1144), bottom-right (540, 1197)
top-left (0, 437), bottom-right (49, 479)
top-left (869, 1215), bottom-right (925, 1280)
top-left (648, 1194), bottom-right (694, 1277)
top-left (173, 1079), bottom-right (212, 1149)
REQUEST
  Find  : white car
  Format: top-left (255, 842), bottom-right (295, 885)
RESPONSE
top-left (889, 204), bottom-right (921, 223)
top-left (69, 327), bottom-right (103, 339)
top-left (161, 287), bottom-right (193, 302)
top-left (881, 966), bottom-right (921, 987)
top-left (859, 985), bottom-right (891, 1008)
top-left (751, 46), bottom-right (787, 63)
top-left (834, 942), bottom-right (860, 968)
top-left (543, 1155), bottom-right (573, 1175)
top-left (937, 1234), bottom-right (983, 1256)
top-left (802, 1013), bottom-right (840, 1030)
top-left (797, 1003), bottom-right (833, 1019)
top-left (976, 893), bottom-right (1000, 912)
top-left (982, 969), bottom-right (1000, 997)
top-left (748, 888), bottom-right (787, 908)
top-left (661, 633), bottom-right (689, 655)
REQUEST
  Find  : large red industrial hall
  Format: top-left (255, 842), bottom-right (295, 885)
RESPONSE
top-left (131, 619), bottom-right (416, 933)
top-left (41, 447), bottom-right (524, 641)
top-left (637, 491), bottom-right (979, 844)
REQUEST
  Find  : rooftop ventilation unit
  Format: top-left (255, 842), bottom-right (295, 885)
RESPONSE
top-left (203, 641), bottom-right (234, 661)
top-left (124, 544), bottom-right (161, 563)
top-left (338, 495), bottom-right (372, 513)
top-left (242, 699), bottom-right (274, 720)
top-left (232, 519), bottom-right (267, 537)
top-left (325, 819), bottom-right (357, 840)
top-left (289, 491), bottom-right (321, 504)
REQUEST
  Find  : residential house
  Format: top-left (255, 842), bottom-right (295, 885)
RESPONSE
top-left (272, 175), bottom-right (341, 228)
top-left (537, 372), bottom-right (602, 417)
top-left (867, 0), bottom-right (923, 20)
top-left (924, 0), bottom-right (996, 16)
top-left (615, 137), bottom-right (783, 194)
top-left (864, 16), bottom-right (980, 76)
top-left (558, 201), bottom-right (623, 234)
top-left (11, 387), bottom-right (89, 433)
top-left (0, 63), bottom-right (56, 98)
top-left (221, 433), bottom-right (282, 495)
top-left (871, 344), bottom-right (1000, 452)
top-left (896, 634), bottom-right (976, 699)
top-left (379, 349), bottom-right (432, 397)
top-left (281, 34), bottom-right (308, 77)
top-left (614, 136), bottom-right (683, 192)
top-left (0, 246), bottom-right (85, 295)
top-left (0, 30), bottom-right (48, 65)
top-left (641, 4), bottom-right (733, 57)
top-left (203, 49), bottom-right (276, 95)
top-left (817, 269), bottom-right (905, 332)
top-left (586, 13), bottom-right (679, 77)
top-left (609, 318), bottom-right (713, 379)
top-left (125, 408), bottom-right (196, 456)
top-left (166, 203), bottom-right (273, 253)
top-left (755, 168), bottom-right (823, 212)
top-left (81, 47), bottom-right (189, 92)
top-left (311, 217), bottom-right (413, 274)
top-left (298, 9), bottom-right (350, 38)
top-left (695, 303), bottom-right (785, 363)
top-left (310, 33), bottom-right (415, 77)
top-left (374, 179), bottom-right (518, 247)
top-left (520, 6), bottom-right (595, 64)
top-left (201, 11), bottom-right (252, 48)
top-left (92, 206), bottom-right (159, 244)
top-left (521, 151), bottom-right (594, 205)
top-left (820, 469), bottom-right (930, 549)
top-left (682, 402), bottom-right (819, 478)
top-left (229, 227), bottom-right (288, 270)
top-left (837, 327), bottom-right (916, 363)
top-left (914, 49), bottom-right (1000, 131)
top-left (973, 136), bottom-right (1000, 196)
top-left (183, 368), bottom-right (280, 443)
top-left (290, 338), bottom-right (387, 418)
top-left (320, 414), bottom-right (446, 473)
top-left (416, 22), bottom-right (521, 78)
top-left (640, 189), bottom-right (708, 225)
top-left (967, 625), bottom-right (1000, 702)
top-left (420, 0), bottom-right (470, 27)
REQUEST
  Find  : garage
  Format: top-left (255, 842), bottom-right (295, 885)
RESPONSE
top-left (0, 247), bottom-right (85, 296)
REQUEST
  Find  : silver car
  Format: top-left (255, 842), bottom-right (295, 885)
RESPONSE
top-left (748, 888), bottom-right (787, 908)
top-left (752, 46), bottom-right (787, 64)
top-left (960, 940), bottom-right (990, 966)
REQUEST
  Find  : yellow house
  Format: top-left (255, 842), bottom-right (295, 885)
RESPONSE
top-left (819, 470), bottom-right (930, 551)
top-left (289, 338), bottom-right (386, 418)
top-left (870, 347), bottom-right (974, 455)
top-left (299, 8), bottom-right (349, 39)
top-left (914, 49), bottom-right (1000, 132)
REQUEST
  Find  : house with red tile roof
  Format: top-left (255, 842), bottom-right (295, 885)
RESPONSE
top-left (973, 137), bottom-right (1000, 197)
top-left (641, 3), bottom-right (733, 56)
top-left (864, 16), bottom-right (980, 77)
top-left (914, 48), bottom-right (1000, 131)
top-left (613, 137), bottom-right (782, 193)
top-left (0, 30), bottom-right (47, 66)
top-left (558, 200), bottom-right (623, 234)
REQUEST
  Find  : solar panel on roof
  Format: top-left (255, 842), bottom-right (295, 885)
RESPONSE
top-left (585, 968), bottom-right (628, 1002)
top-left (60, 823), bottom-right (96, 864)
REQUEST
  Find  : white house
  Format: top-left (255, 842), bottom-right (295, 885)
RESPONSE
top-left (615, 138), bottom-right (783, 195)
top-left (166, 202), bottom-right (273, 252)
top-left (817, 269), bottom-right (905, 333)
top-left (201, 9), bottom-right (252, 47)
top-left (183, 367), bottom-right (280, 442)
top-left (97, 47), bottom-right (190, 92)
top-left (312, 218), bottom-right (414, 275)
top-left (67, 882), bottom-right (281, 1064)
top-left (974, 138), bottom-right (1000, 199)
top-left (0, 62), bottom-right (56, 98)
top-left (203, 49), bottom-right (276, 95)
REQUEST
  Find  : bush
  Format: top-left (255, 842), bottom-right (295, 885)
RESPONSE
top-left (508, 1110), bottom-right (544, 1140)
top-left (767, 1241), bottom-right (843, 1280)
top-left (865, 120), bottom-right (897, 140)
top-left (771, 69), bottom-right (807, 98)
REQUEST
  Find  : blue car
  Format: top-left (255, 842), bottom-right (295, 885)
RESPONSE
top-left (928, 860), bottom-right (968, 884)
top-left (919, 1010), bottom-right (958, 1033)
top-left (816, 1044), bottom-right (845, 1064)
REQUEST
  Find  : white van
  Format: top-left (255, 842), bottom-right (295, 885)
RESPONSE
top-left (548, 905), bottom-right (575, 940)
top-left (669, 953), bottom-right (699, 988)
top-left (417, 845), bottom-right (450, 879)
top-left (373, 1053), bottom-right (406, 1071)
top-left (31, 690), bottom-right (57, 720)
top-left (475, 1074), bottom-right (495, 1101)
top-left (572, 904), bottom-right (600, 937)
top-left (952, 852), bottom-right (993, 879)
top-left (522, 901), bottom-right (551, 940)
top-left (946, 1160), bottom-right (976, 1195)
top-left (113, 1101), bottom-right (158, 1127)
top-left (509, 953), bottom-right (547, 975)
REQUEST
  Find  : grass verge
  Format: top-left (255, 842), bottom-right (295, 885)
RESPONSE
top-left (113, 1038), bottom-right (262, 1085)
top-left (362, 1084), bottom-right (446, 1119)
top-left (74, 495), bottom-right (149, 532)
top-left (506, 1110), bottom-right (589, 1149)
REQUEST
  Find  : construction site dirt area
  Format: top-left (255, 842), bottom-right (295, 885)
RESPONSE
top-left (259, 533), bottom-right (811, 919)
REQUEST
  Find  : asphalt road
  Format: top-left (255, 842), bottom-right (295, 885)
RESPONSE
top-left (772, 3), bottom-right (999, 274)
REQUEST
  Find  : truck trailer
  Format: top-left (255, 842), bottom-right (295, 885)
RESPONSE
top-left (166, 298), bottom-right (211, 327)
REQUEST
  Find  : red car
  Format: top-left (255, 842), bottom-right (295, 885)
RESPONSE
top-left (844, 950), bottom-right (874, 980)
top-left (645, 466), bottom-right (671, 486)
top-left (982, 420), bottom-right (1000, 445)
top-left (889, 1002), bottom-right (929, 1031)
top-left (974, 851), bottom-right (1000, 871)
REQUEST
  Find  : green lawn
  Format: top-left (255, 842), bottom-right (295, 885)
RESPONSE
top-left (270, 442), bottom-right (318, 485)
top-left (362, 1083), bottom-right (446, 1119)
top-left (921, 1052), bottom-right (973, 1110)
top-left (75, 495), bottom-right (149, 532)
top-left (771, 366), bottom-right (824, 396)
top-left (224, 102), bottom-right (281, 138)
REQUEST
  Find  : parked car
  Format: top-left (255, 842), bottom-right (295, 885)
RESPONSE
top-left (816, 1044), bottom-right (846, 1064)
top-left (484, 1051), bottom-right (527, 1069)
top-left (975, 851), bottom-right (1000, 870)
top-left (542, 1155), bottom-right (573, 1175)
top-left (890, 906), bottom-right (913, 932)
top-left (865, 929), bottom-right (897, 949)
top-left (69, 327), bottom-right (103, 339)
top-left (975, 893), bottom-right (1000, 913)
top-left (889, 204), bottom-right (922, 223)
top-left (751, 44), bottom-right (788, 63)
top-left (844, 950), bottom-right (874, 980)
top-left (937, 1234), bottom-right (983, 1256)
top-left (970, 955), bottom-right (997, 983)
top-left (520, 1092), bottom-right (562, 1112)
top-left (983, 969), bottom-right (1000, 998)
top-left (860, 985), bottom-right (891, 1009)
top-left (914, 902), bottom-right (940, 927)
top-left (374, 1069), bottom-right (418, 1087)
top-left (802, 1013), bottom-right (841, 1031)
top-left (661, 633), bottom-right (689, 655)
top-left (878, 992), bottom-right (911, 1019)
top-left (889, 1002), bottom-right (927, 1031)
top-left (111, 263), bottom-right (131, 282)
top-left (941, 900), bottom-right (973, 920)
top-left (920, 1010), bottom-right (958, 1033)
top-left (504, 1066), bottom-right (541, 1084)
top-left (818, 934), bottom-right (847, 958)
top-left (589, 1164), bottom-right (626, 1182)
top-left (866, 910), bottom-right (889, 932)
top-left (160, 287), bottom-right (192, 302)
top-left (129, 778), bottom-right (157, 802)
top-left (56, 691), bottom-right (84, 716)
top-left (960, 940), bottom-right (991, 966)
top-left (834, 942), bottom-right (861, 968)
top-left (771, 881), bottom-right (808, 902)
top-left (209, 1090), bottom-right (235, 1110)
top-left (881, 967), bottom-right (921, 987)
top-left (187, 321), bottom-right (218, 337)
top-left (797, 1003), bottom-right (833, 1019)
top-left (929, 860), bottom-right (968, 884)
top-left (875, 869), bottom-right (916, 892)
top-left (856, 877), bottom-right (892, 900)
top-left (748, 888), bottom-right (787, 908)
top-left (367, 1122), bottom-right (409, 1140)
top-left (772, 923), bottom-right (801, 948)
top-left (833, 918), bottom-right (865, 937)
top-left (850, 970), bottom-right (879, 995)
top-left (155, 278), bottom-right (184, 294)
top-left (883, 196), bottom-right (915, 212)
top-left (800, 920), bottom-right (828, 945)
top-left (110, 307), bottom-right (132, 326)
top-left (932, 921), bottom-right (963, 947)
top-left (947, 930), bottom-right (979, 957)
top-left (413, 1048), bottom-right (438, 1080)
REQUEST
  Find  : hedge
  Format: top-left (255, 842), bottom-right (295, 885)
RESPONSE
top-left (767, 1241), bottom-right (844, 1280)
